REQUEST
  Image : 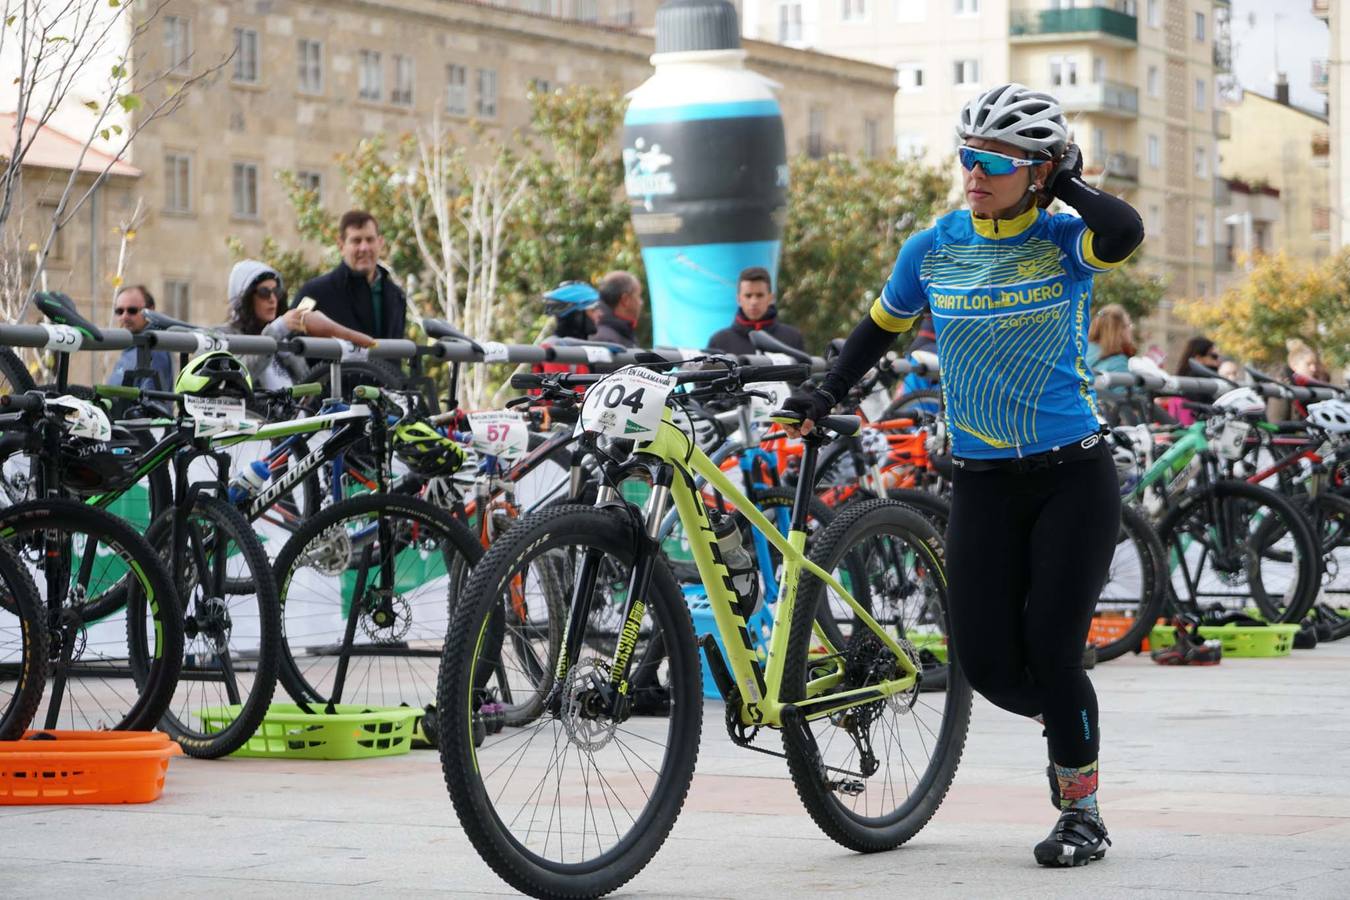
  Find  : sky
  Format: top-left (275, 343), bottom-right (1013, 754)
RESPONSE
top-left (1230, 0), bottom-right (1329, 114)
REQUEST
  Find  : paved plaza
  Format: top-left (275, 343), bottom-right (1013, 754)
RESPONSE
top-left (6, 644), bottom-right (1350, 898)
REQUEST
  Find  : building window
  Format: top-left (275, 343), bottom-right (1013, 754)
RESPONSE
top-left (164, 15), bottom-right (191, 74)
top-left (529, 77), bottom-right (551, 96)
top-left (1091, 127), bottom-right (1106, 162)
top-left (777, 1), bottom-right (803, 41)
top-left (897, 62), bottom-right (924, 92)
top-left (1194, 11), bottom-right (1205, 41)
top-left (863, 118), bottom-right (879, 158)
top-left (359, 50), bottom-right (382, 101)
top-left (1147, 204), bottom-right (1160, 234)
top-left (233, 28), bottom-right (259, 84)
top-left (296, 169), bottom-right (322, 200)
top-left (807, 107), bottom-right (826, 158)
top-left (477, 68), bottom-right (497, 118)
top-left (896, 0), bottom-right (926, 21)
top-left (954, 0), bottom-right (978, 14)
top-left (1313, 206), bottom-right (1331, 234)
top-left (1092, 56), bottom-right (1105, 83)
top-left (1146, 0), bottom-right (1159, 28)
top-left (1147, 65), bottom-right (1160, 98)
top-left (232, 162), bottom-right (259, 219)
top-left (1049, 56), bottom-right (1078, 87)
top-left (841, 0), bottom-right (866, 22)
top-left (163, 280), bottom-right (191, 321)
top-left (953, 59), bottom-right (980, 86)
top-left (1193, 146), bottom-right (1208, 178)
top-left (392, 55), bottom-right (414, 106)
top-left (1146, 134), bottom-right (1160, 168)
top-left (164, 153), bottom-right (192, 213)
top-left (1195, 78), bottom-right (1206, 111)
top-left (297, 39), bottom-right (323, 93)
top-left (1194, 213), bottom-right (1208, 247)
top-left (446, 64), bottom-right (468, 114)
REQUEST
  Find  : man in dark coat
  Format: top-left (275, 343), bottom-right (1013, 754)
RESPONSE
top-left (293, 210), bottom-right (407, 340)
top-left (592, 271), bottom-right (643, 348)
top-left (706, 266), bottom-right (804, 356)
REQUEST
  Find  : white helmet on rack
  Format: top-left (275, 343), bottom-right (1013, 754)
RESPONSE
top-left (957, 83), bottom-right (1069, 159)
top-left (1214, 387), bottom-right (1264, 416)
top-left (46, 394), bottom-right (111, 442)
top-left (1307, 398), bottom-right (1350, 434)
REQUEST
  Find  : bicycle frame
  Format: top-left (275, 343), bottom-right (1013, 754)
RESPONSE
top-left (580, 411), bottom-right (919, 730)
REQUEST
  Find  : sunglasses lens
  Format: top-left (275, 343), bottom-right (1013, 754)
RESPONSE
top-left (960, 148), bottom-right (1018, 176)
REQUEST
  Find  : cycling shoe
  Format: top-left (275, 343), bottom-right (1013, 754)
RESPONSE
top-left (1151, 623), bottom-right (1222, 665)
top-left (1034, 808), bottom-right (1111, 867)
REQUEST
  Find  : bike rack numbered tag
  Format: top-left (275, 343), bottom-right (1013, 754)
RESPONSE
top-left (191, 333), bottom-right (227, 357)
top-left (182, 395), bottom-right (258, 437)
top-left (480, 341), bottom-right (510, 363)
top-left (338, 340), bottom-right (369, 362)
top-left (43, 324), bottom-right (83, 353)
top-left (762, 352), bottom-right (795, 366)
top-left (469, 410), bottom-right (529, 460)
top-left (580, 367), bottom-right (675, 441)
top-left (750, 382), bottom-right (793, 424)
top-left (1216, 420), bottom-right (1251, 460)
top-left (583, 346), bottom-right (613, 364)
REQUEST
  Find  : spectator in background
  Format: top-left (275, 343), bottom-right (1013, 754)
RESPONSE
top-left (1086, 304), bottom-right (1135, 396)
top-left (1285, 339), bottom-right (1328, 420)
top-left (107, 284), bottom-right (174, 390)
top-left (294, 210), bottom-right (407, 340)
top-left (707, 267), bottom-right (804, 355)
top-left (1162, 335), bottom-right (1219, 426)
top-left (592, 271), bottom-right (643, 348)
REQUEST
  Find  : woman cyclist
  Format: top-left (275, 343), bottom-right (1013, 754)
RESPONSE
top-left (783, 83), bottom-right (1144, 867)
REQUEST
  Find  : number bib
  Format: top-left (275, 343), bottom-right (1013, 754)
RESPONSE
top-left (183, 395), bottom-right (257, 437)
top-left (469, 410), bottom-right (529, 459)
top-left (579, 368), bottom-right (675, 440)
top-left (1216, 420), bottom-right (1251, 460)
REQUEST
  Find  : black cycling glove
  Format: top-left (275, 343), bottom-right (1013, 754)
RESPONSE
top-left (1045, 142), bottom-right (1083, 199)
top-left (780, 385), bottom-right (837, 425)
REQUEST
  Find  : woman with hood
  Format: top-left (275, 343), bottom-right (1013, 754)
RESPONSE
top-left (220, 259), bottom-right (375, 389)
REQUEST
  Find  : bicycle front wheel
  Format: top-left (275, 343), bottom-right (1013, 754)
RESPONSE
top-left (782, 499), bottom-right (971, 852)
top-left (0, 539), bottom-right (48, 737)
top-left (439, 505), bottom-right (701, 899)
top-left (0, 499), bottom-right (182, 732)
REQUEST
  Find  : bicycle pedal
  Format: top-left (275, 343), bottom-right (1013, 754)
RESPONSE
top-left (829, 778), bottom-right (865, 796)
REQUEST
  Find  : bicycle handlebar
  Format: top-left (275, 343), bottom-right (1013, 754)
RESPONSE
top-left (0, 391), bottom-right (45, 413)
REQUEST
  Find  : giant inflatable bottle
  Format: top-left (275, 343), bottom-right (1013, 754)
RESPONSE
top-left (623, 0), bottom-right (788, 349)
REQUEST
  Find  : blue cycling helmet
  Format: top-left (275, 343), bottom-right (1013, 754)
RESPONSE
top-left (543, 281), bottom-right (599, 317)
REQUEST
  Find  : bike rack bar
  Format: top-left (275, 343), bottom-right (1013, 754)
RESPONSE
top-left (1095, 371), bottom-right (1342, 401)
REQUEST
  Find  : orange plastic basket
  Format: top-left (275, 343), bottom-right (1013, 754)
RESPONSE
top-left (0, 730), bottom-right (182, 805)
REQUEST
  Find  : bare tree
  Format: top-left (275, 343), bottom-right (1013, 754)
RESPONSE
top-left (2, 0), bottom-right (230, 317)
top-left (403, 122), bottom-right (528, 407)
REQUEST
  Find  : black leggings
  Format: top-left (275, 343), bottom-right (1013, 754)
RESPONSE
top-left (945, 443), bottom-right (1120, 768)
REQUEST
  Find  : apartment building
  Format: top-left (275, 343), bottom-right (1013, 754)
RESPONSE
top-left (1314, 0), bottom-right (1348, 249)
top-left (1211, 176), bottom-right (1279, 297)
top-left (6, 0), bottom-right (894, 329)
top-left (1218, 87), bottom-right (1330, 265)
top-left (744, 0), bottom-right (1227, 349)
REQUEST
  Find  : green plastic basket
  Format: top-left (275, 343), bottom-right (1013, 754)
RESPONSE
top-left (1148, 623), bottom-right (1298, 658)
top-left (199, 704), bottom-right (419, 759)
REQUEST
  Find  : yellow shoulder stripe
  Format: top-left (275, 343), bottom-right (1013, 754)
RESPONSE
top-left (1081, 230), bottom-right (1134, 271)
top-left (870, 299), bottom-right (918, 333)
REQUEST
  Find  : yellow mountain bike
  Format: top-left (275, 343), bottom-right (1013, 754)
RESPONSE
top-left (438, 358), bottom-right (971, 899)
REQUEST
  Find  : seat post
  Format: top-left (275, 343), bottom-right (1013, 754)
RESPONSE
top-left (790, 433), bottom-right (824, 534)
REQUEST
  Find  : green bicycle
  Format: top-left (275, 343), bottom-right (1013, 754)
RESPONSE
top-left (438, 360), bottom-right (970, 899)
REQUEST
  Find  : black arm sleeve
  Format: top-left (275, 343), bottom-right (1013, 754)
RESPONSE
top-left (818, 314), bottom-right (902, 401)
top-left (1053, 176), bottom-right (1145, 264)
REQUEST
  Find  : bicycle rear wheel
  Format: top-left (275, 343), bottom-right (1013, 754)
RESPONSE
top-left (274, 493), bottom-right (481, 713)
top-left (439, 505), bottom-right (701, 899)
top-left (144, 494), bottom-right (280, 758)
top-left (0, 539), bottom-right (48, 737)
top-left (1091, 502), bottom-right (1167, 661)
top-left (0, 499), bottom-right (182, 732)
top-left (782, 499), bottom-right (970, 852)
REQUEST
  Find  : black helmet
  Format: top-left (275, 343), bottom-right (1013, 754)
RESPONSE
top-left (58, 428), bottom-right (142, 496)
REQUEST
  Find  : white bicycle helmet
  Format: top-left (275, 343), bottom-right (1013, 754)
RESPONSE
top-left (957, 83), bottom-right (1068, 159)
top-left (1214, 387), bottom-right (1264, 416)
top-left (47, 395), bottom-right (111, 442)
top-left (1307, 398), bottom-right (1350, 434)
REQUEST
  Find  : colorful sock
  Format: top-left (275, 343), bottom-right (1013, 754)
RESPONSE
top-left (1053, 760), bottom-right (1099, 815)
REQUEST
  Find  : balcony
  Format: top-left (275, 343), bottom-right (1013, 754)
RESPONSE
top-left (1084, 151), bottom-right (1139, 184)
top-left (1009, 6), bottom-right (1138, 47)
top-left (1056, 80), bottom-right (1139, 118)
top-left (1214, 109), bottom-right (1231, 139)
top-left (1312, 129), bottom-right (1330, 166)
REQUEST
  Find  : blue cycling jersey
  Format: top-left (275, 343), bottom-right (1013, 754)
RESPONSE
top-left (873, 206), bottom-right (1124, 459)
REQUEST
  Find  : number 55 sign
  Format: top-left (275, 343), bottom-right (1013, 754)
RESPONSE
top-left (580, 367), bottom-right (675, 441)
